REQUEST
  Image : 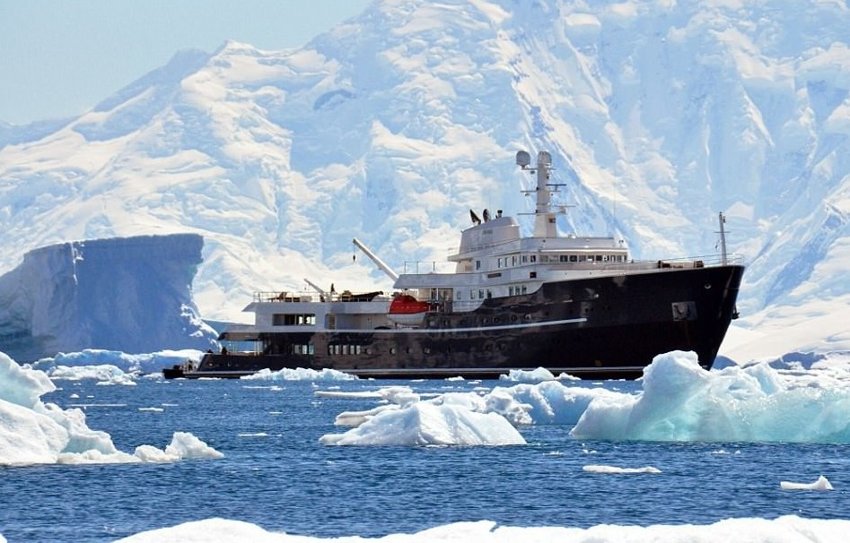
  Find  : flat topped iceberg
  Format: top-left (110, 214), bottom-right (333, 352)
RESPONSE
top-left (571, 350), bottom-right (850, 443)
top-left (0, 234), bottom-right (217, 362)
top-left (0, 352), bottom-right (222, 466)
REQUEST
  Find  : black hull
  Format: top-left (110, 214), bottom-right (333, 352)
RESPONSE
top-left (169, 265), bottom-right (744, 380)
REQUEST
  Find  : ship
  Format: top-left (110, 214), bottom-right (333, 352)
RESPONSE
top-left (164, 150), bottom-right (744, 380)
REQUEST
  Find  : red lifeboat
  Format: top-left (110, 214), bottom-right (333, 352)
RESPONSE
top-left (388, 294), bottom-right (429, 325)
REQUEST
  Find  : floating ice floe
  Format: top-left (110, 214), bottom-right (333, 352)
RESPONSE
top-left (31, 349), bottom-right (202, 375)
top-left (0, 352), bottom-right (222, 466)
top-left (318, 378), bottom-right (627, 445)
top-left (571, 350), bottom-right (850, 443)
top-left (499, 366), bottom-right (579, 383)
top-left (319, 385), bottom-right (525, 446)
top-left (45, 364), bottom-right (136, 385)
top-left (319, 350), bottom-right (850, 446)
top-left (241, 367), bottom-right (357, 381)
top-left (583, 465), bottom-right (662, 474)
top-left (780, 475), bottom-right (834, 491)
top-left (115, 516), bottom-right (850, 542)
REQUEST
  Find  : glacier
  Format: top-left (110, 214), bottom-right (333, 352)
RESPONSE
top-left (0, 234), bottom-right (217, 361)
top-left (1, 0), bottom-right (849, 363)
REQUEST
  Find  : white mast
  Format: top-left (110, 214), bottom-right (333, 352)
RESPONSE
top-left (718, 212), bottom-right (728, 265)
top-left (516, 150), bottom-right (558, 238)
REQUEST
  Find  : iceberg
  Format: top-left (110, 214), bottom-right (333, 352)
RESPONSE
top-left (44, 364), bottom-right (136, 385)
top-left (319, 389), bottom-right (525, 447)
top-left (583, 465), bottom-right (662, 475)
top-left (498, 367), bottom-right (579, 383)
top-left (241, 367), bottom-right (357, 381)
top-left (0, 351), bottom-right (222, 466)
top-left (31, 348), bottom-right (205, 374)
top-left (572, 351), bottom-right (850, 443)
top-left (319, 402), bottom-right (525, 446)
top-left (780, 475), bottom-right (834, 491)
top-left (0, 234), bottom-right (217, 362)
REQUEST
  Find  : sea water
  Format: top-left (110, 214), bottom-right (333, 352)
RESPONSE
top-left (2, 377), bottom-right (848, 542)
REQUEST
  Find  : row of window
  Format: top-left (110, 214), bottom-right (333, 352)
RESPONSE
top-left (272, 313), bottom-right (316, 326)
top-left (550, 254), bottom-right (627, 263)
top-left (325, 344), bottom-right (509, 356)
top-left (496, 255), bottom-right (538, 268)
top-left (489, 253), bottom-right (627, 268)
top-left (455, 284), bottom-right (530, 301)
top-left (291, 344), bottom-right (315, 354)
top-left (286, 340), bottom-right (532, 357)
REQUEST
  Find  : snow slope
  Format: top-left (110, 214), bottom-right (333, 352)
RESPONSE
top-left (1, 0), bottom-right (849, 361)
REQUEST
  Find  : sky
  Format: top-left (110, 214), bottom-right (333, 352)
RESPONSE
top-left (0, 0), bottom-right (371, 125)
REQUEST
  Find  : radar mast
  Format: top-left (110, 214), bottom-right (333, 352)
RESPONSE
top-left (516, 150), bottom-right (558, 238)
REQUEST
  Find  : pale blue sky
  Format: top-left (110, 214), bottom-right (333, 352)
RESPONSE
top-left (0, 0), bottom-right (371, 125)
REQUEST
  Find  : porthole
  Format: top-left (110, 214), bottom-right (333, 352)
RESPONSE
top-left (390, 347), bottom-right (397, 355)
top-left (704, 283), bottom-right (712, 290)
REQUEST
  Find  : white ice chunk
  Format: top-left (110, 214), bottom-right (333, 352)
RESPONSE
top-left (780, 475), bottom-right (834, 491)
top-left (319, 402), bottom-right (525, 446)
top-left (32, 349), bottom-right (204, 375)
top-left (583, 464), bottom-right (662, 474)
top-left (499, 367), bottom-right (579, 382)
top-left (242, 367), bottom-right (357, 381)
top-left (47, 364), bottom-right (136, 385)
top-left (1, 351), bottom-right (222, 466)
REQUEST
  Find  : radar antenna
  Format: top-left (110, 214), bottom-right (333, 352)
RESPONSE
top-left (516, 149), bottom-right (561, 238)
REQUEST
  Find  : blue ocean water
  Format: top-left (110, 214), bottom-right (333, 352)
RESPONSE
top-left (2, 377), bottom-right (848, 542)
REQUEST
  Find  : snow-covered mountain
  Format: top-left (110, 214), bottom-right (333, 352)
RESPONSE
top-left (1, 0), bottom-right (849, 362)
